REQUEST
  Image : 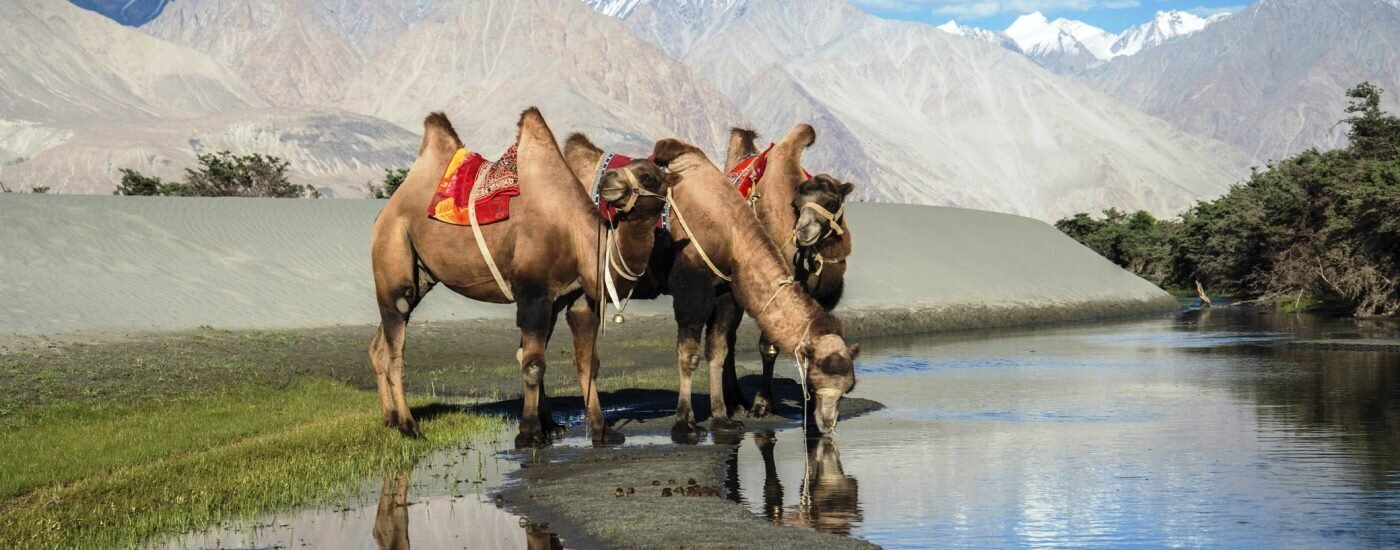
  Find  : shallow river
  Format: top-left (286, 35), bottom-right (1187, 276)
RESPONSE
top-left (737, 308), bottom-right (1400, 547)
top-left (172, 308), bottom-right (1400, 548)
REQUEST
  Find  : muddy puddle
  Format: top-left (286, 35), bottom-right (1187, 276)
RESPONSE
top-left (165, 308), bottom-right (1400, 548)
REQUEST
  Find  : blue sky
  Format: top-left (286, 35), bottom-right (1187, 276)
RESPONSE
top-left (850, 0), bottom-right (1249, 33)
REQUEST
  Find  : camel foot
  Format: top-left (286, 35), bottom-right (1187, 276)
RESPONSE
top-left (671, 420), bottom-right (706, 439)
top-left (540, 416), bottom-right (567, 438)
top-left (396, 418), bottom-right (423, 439)
top-left (710, 417), bottom-right (746, 433)
top-left (515, 429), bottom-right (550, 449)
top-left (592, 428), bottom-right (626, 447)
top-left (747, 394), bottom-right (774, 418)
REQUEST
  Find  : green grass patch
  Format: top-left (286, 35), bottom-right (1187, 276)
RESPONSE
top-left (0, 379), bottom-right (505, 549)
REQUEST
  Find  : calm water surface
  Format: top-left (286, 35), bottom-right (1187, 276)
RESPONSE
top-left (735, 309), bottom-right (1400, 548)
top-left (169, 309), bottom-right (1400, 548)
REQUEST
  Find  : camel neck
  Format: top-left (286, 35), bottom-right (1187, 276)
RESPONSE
top-left (670, 153), bottom-right (830, 353)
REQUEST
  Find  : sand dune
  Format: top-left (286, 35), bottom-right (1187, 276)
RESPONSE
top-left (0, 195), bottom-right (1175, 335)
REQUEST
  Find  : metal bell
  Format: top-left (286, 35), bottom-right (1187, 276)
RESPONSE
top-left (613, 313), bottom-right (625, 324)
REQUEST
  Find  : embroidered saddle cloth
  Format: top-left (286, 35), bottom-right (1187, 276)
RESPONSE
top-left (427, 145), bottom-right (520, 225)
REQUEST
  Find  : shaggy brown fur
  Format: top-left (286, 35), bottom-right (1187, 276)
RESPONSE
top-left (369, 109), bottom-right (664, 446)
top-left (723, 125), bottom-right (856, 418)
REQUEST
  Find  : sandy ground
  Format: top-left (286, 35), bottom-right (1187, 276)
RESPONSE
top-left (1, 195), bottom-right (1176, 335)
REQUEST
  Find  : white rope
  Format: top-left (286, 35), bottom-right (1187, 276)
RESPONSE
top-left (466, 163), bottom-right (513, 301)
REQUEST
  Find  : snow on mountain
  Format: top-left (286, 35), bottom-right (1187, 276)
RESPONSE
top-left (584, 0), bottom-right (743, 19)
top-left (1110, 10), bottom-right (1216, 58)
top-left (936, 20), bottom-right (1021, 52)
top-left (1003, 11), bottom-right (1114, 73)
top-left (948, 9), bottom-right (1230, 73)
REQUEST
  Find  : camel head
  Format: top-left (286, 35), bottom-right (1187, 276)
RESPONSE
top-left (793, 174), bottom-right (854, 248)
top-left (796, 332), bottom-right (860, 434)
top-left (598, 158), bottom-right (667, 219)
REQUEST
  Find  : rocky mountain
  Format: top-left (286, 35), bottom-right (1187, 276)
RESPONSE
top-left (1085, 0), bottom-right (1400, 161)
top-left (145, 0), bottom-right (742, 156)
top-left (936, 20), bottom-right (1021, 52)
top-left (590, 0), bottom-right (1248, 220)
top-left (0, 0), bottom-right (415, 196)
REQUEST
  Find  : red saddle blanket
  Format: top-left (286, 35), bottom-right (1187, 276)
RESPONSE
top-left (427, 145), bottom-right (520, 226)
top-left (726, 144), bottom-right (812, 199)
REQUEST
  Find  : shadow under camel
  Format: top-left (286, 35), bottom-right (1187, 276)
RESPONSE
top-left (462, 374), bottom-right (884, 447)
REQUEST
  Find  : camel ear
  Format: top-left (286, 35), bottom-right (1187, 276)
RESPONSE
top-left (839, 182), bottom-right (855, 197)
top-left (848, 343), bottom-right (861, 360)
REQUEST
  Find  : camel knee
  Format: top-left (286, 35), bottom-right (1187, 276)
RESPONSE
top-left (522, 359), bottom-right (545, 388)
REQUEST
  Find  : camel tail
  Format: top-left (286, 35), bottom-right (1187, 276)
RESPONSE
top-left (420, 111), bottom-right (463, 156)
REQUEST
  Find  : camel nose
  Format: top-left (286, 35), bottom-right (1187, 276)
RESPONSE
top-left (814, 390), bottom-right (841, 434)
top-left (796, 221), bottom-right (823, 247)
top-left (599, 170), bottom-right (630, 203)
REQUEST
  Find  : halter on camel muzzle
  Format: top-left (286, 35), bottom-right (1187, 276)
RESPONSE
top-left (798, 201), bottom-right (845, 242)
top-left (600, 164), bottom-right (666, 215)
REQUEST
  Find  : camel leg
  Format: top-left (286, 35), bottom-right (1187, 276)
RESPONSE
top-left (566, 296), bottom-right (624, 445)
top-left (706, 298), bottom-right (745, 432)
top-left (720, 303), bottom-right (750, 415)
top-left (673, 320), bottom-right (706, 439)
top-left (369, 256), bottom-right (434, 437)
top-left (515, 285), bottom-right (556, 448)
top-left (749, 334), bottom-right (780, 418)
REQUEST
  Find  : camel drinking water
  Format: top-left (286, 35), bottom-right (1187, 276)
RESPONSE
top-left (369, 108), bottom-right (666, 446)
top-left (648, 137), bottom-right (861, 435)
top-left (722, 125), bottom-right (856, 418)
top-left (564, 129), bottom-right (859, 434)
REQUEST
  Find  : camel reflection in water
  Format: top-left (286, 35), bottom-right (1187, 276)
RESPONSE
top-left (371, 467), bottom-right (561, 550)
top-left (749, 430), bottom-right (863, 535)
top-left (373, 469), bottom-right (411, 550)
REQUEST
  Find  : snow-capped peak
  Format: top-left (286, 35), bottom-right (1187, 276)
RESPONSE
top-left (1005, 11), bottom-right (1115, 61)
top-left (1109, 10), bottom-right (1221, 57)
top-left (937, 19), bottom-right (1022, 52)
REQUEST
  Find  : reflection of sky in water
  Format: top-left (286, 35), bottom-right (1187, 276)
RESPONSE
top-left (738, 311), bottom-right (1400, 548)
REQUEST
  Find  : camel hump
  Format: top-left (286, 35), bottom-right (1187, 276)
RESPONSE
top-left (516, 107), bottom-right (555, 144)
top-left (783, 123), bottom-right (816, 149)
top-left (651, 138), bottom-right (705, 166)
top-left (564, 132), bottom-right (602, 157)
top-left (420, 111), bottom-right (463, 155)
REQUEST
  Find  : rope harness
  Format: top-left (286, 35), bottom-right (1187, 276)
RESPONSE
top-left (667, 187), bottom-right (732, 282)
top-left (590, 160), bottom-right (666, 327)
